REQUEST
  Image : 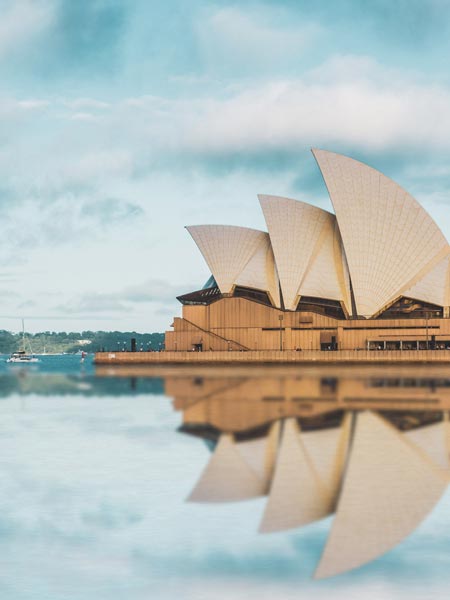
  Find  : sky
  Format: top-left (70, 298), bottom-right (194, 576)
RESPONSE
top-left (4, 0), bottom-right (450, 332)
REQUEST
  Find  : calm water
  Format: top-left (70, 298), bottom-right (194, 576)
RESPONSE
top-left (1, 355), bottom-right (450, 599)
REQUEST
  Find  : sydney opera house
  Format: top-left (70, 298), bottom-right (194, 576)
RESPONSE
top-left (165, 149), bottom-right (450, 353)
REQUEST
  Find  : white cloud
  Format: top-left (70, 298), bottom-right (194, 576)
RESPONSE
top-left (172, 58), bottom-right (450, 154)
top-left (0, 0), bottom-right (55, 60)
top-left (120, 279), bottom-right (187, 303)
top-left (196, 7), bottom-right (321, 74)
top-left (37, 55), bottom-right (450, 164)
top-left (64, 98), bottom-right (110, 110)
top-left (50, 150), bottom-right (133, 189)
top-left (17, 99), bottom-right (50, 110)
top-left (6, 56), bottom-right (450, 196)
top-left (52, 278), bottom-right (194, 318)
top-left (69, 111), bottom-right (99, 122)
top-left (58, 293), bottom-right (128, 314)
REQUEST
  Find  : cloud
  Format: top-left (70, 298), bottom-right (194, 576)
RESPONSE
top-left (56, 294), bottom-right (128, 315)
top-left (0, 0), bottom-right (128, 87)
top-left (0, 189), bottom-right (144, 265)
top-left (54, 150), bottom-right (134, 187)
top-left (54, 278), bottom-right (192, 317)
top-left (0, 97), bottom-right (53, 145)
top-left (174, 58), bottom-right (450, 156)
top-left (0, 273), bottom-right (17, 282)
top-left (252, 0), bottom-right (450, 56)
top-left (69, 112), bottom-right (98, 122)
top-left (64, 98), bottom-right (110, 110)
top-left (6, 55), bottom-right (450, 202)
top-left (120, 279), bottom-right (186, 303)
top-left (18, 300), bottom-right (37, 309)
top-left (21, 55), bottom-right (444, 183)
top-left (0, 0), bottom-right (55, 61)
top-left (81, 198), bottom-right (144, 224)
top-left (195, 6), bottom-right (321, 75)
top-left (81, 502), bottom-right (143, 530)
top-left (17, 99), bottom-right (50, 110)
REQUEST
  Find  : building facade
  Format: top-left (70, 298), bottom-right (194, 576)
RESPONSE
top-left (165, 149), bottom-right (450, 352)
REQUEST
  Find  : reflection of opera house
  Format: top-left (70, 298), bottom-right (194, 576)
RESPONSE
top-left (166, 150), bottom-right (450, 353)
top-left (171, 369), bottom-right (450, 578)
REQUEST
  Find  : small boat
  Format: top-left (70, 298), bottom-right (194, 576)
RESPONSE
top-left (6, 350), bottom-right (40, 364)
top-left (6, 319), bottom-right (40, 364)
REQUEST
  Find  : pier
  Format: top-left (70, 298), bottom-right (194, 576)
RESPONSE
top-left (94, 349), bottom-right (450, 365)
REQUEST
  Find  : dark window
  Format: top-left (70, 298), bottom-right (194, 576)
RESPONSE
top-left (296, 296), bottom-right (346, 319)
top-left (233, 286), bottom-right (272, 306)
top-left (377, 297), bottom-right (443, 319)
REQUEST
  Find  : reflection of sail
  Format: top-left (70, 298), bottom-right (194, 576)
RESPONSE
top-left (405, 419), bottom-right (450, 475)
top-left (187, 426), bottom-right (278, 502)
top-left (235, 421), bottom-right (280, 491)
top-left (168, 367), bottom-right (450, 577)
top-left (259, 418), bottom-right (347, 533)
top-left (301, 415), bottom-right (351, 504)
top-left (315, 412), bottom-right (448, 579)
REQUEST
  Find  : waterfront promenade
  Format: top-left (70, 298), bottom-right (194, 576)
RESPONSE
top-left (94, 349), bottom-right (450, 365)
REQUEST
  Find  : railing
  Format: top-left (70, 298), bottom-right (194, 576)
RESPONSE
top-left (179, 318), bottom-right (250, 351)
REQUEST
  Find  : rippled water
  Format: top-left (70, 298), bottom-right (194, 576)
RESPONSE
top-left (1, 355), bottom-right (450, 599)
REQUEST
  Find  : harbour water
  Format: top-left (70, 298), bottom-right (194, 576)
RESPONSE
top-left (1, 355), bottom-right (450, 599)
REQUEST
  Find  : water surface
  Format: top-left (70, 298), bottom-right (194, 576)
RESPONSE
top-left (1, 356), bottom-right (450, 599)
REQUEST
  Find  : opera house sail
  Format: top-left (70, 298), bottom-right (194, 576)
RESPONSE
top-left (166, 149), bottom-right (450, 353)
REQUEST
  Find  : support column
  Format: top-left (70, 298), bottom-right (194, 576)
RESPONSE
top-left (337, 325), bottom-right (344, 349)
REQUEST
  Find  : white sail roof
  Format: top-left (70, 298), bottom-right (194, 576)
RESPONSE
top-left (187, 433), bottom-right (266, 503)
top-left (298, 218), bottom-right (351, 313)
top-left (259, 195), bottom-right (343, 311)
top-left (259, 419), bottom-right (334, 533)
top-left (401, 254), bottom-right (450, 308)
top-left (405, 420), bottom-right (450, 474)
top-left (315, 412), bottom-right (448, 579)
top-left (313, 149), bottom-right (450, 317)
top-left (186, 225), bottom-right (268, 295)
top-left (235, 233), bottom-right (281, 307)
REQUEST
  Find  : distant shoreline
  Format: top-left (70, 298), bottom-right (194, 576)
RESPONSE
top-left (0, 330), bottom-right (164, 355)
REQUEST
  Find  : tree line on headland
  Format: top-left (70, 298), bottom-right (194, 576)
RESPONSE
top-left (0, 330), bottom-right (165, 354)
